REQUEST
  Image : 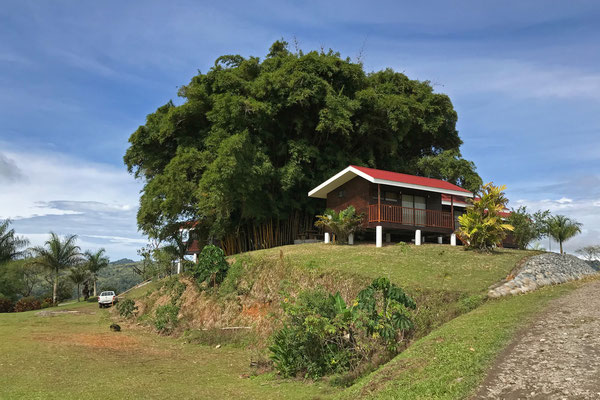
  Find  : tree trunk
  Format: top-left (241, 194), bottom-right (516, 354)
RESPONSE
top-left (93, 278), bottom-right (97, 297)
top-left (77, 283), bottom-right (80, 302)
top-left (560, 241), bottom-right (564, 254)
top-left (53, 270), bottom-right (58, 305)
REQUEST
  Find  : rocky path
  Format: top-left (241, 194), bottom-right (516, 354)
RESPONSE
top-left (474, 279), bottom-right (600, 400)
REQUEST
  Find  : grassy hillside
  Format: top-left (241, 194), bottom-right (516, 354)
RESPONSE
top-left (248, 243), bottom-right (531, 294)
top-left (1, 242), bottom-right (557, 399)
top-left (130, 244), bottom-right (533, 343)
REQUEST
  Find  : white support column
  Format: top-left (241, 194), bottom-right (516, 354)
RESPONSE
top-left (385, 233), bottom-right (391, 243)
top-left (437, 236), bottom-right (443, 244)
top-left (324, 232), bottom-right (330, 244)
top-left (376, 226), bottom-right (383, 248)
top-left (415, 230), bottom-right (422, 246)
top-left (348, 233), bottom-right (354, 245)
top-left (193, 253), bottom-right (198, 263)
top-left (177, 259), bottom-right (182, 274)
top-left (450, 233), bottom-right (457, 246)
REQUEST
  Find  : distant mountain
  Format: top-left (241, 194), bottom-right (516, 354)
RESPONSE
top-left (110, 258), bottom-right (136, 265)
top-left (98, 260), bottom-right (143, 294)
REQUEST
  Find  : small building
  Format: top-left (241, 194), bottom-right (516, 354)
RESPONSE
top-left (308, 165), bottom-right (474, 246)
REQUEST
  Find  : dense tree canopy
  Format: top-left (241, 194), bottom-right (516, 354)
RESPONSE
top-left (125, 41), bottom-right (480, 243)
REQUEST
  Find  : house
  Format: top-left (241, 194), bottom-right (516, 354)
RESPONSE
top-left (308, 165), bottom-right (474, 247)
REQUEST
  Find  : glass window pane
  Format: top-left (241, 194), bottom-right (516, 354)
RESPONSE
top-left (385, 191), bottom-right (398, 202)
top-left (414, 196), bottom-right (426, 209)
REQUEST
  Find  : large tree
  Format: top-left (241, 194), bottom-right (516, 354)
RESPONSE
top-left (546, 215), bottom-right (582, 254)
top-left (124, 41), bottom-right (480, 249)
top-left (30, 233), bottom-right (81, 305)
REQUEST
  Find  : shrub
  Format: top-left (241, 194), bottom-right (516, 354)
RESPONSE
top-left (86, 296), bottom-right (98, 303)
top-left (270, 278), bottom-right (416, 379)
top-left (0, 296), bottom-right (13, 313)
top-left (154, 304), bottom-right (179, 334)
top-left (193, 245), bottom-right (228, 287)
top-left (40, 301), bottom-right (51, 309)
top-left (218, 258), bottom-right (246, 297)
top-left (270, 289), bottom-right (357, 379)
top-left (355, 277), bottom-right (416, 350)
top-left (116, 299), bottom-right (138, 318)
top-left (456, 183), bottom-right (514, 250)
top-left (13, 297), bottom-right (42, 312)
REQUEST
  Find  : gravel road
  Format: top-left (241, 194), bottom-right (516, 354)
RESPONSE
top-left (474, 279), bottom-right (600, 400)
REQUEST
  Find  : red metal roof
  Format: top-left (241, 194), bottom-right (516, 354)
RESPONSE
top-left (350, 165), bottom-right (472, 194)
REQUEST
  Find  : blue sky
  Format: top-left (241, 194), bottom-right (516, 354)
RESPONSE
top-left (1, 0), bottom-right (599, 258)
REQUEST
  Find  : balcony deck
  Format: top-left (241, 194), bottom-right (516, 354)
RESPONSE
top-left (367, 204), bottom-right (455, 230)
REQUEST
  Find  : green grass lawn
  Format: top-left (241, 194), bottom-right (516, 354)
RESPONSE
top-left (249, 243), bottom-right (534, 295)
top-left (0, 302), bottom-right (333, 400)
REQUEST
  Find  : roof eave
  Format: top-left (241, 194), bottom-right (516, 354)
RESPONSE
top-left (307, 166), bottom-right (375, 198)
top-left (308, 166), bottom-right (474, 199)
top-left (371, 178), bottom-right (474, 198)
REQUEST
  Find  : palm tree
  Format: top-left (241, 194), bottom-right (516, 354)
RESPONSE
top-left (314, 206), bottom-right (364, 244)
top-left (0, 219), bottom-right (29, 265)
top-left (84, 249), bottom-right (109, 297)
top-left (546, 215), bottom-right (582, 254)
top-left (69, 265), bottom-right (89, 302)
top-left (30, 233), bottom-right (81, 305)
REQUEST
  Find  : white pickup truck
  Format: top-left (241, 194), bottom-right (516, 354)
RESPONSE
top-left (98, 291), bottom-right (118, 308)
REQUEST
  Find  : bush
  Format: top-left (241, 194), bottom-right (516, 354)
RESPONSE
top-left (218, 258), bottom-right (246, 297)
top-left (116, 299), bottom-right (138, 318)
top-left (40, 301), bottom-right (51, 309)
top-left (86, 296), bottom-right (98, 303)
top-left (193, 245), bottom-right (228, 287)
top-left (13, 297), bottom-right (42, 312)
top-left (154, 304), bottom-right (179, 334)
top-left (270, 289), bottom-right (357, 379)
top-left (269, 278), bottom-right (416, 380)
top-left (0, 296), bottom-right (13, 313)
top-left (456, 183), bottom-right (514, 250)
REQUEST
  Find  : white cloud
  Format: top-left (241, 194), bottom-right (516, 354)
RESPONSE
top-left (402, 58), bottom-right (600, 102)
top-left (0, 149), bottom-right (145, 259)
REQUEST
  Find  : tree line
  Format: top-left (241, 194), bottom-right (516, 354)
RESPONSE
top-left (0, 220), bottom-right (110, 309)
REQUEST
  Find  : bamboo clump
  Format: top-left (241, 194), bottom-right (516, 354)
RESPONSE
top-left (220, 211), bottom-right (315, 255)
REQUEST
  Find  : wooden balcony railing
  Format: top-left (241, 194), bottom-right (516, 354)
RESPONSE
top-left (368, 204), bottom-right (454, 229)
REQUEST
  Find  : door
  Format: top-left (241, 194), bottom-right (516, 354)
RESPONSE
top-left (402, 194), bottom-right (414, 224)
top-left (414, 195), bottom-right (426, 226)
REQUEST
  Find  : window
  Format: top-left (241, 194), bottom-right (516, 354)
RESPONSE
top-left (384, 191), bottom-right (398, 202)
top-left (338, 189), bottom-right (345, 198)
